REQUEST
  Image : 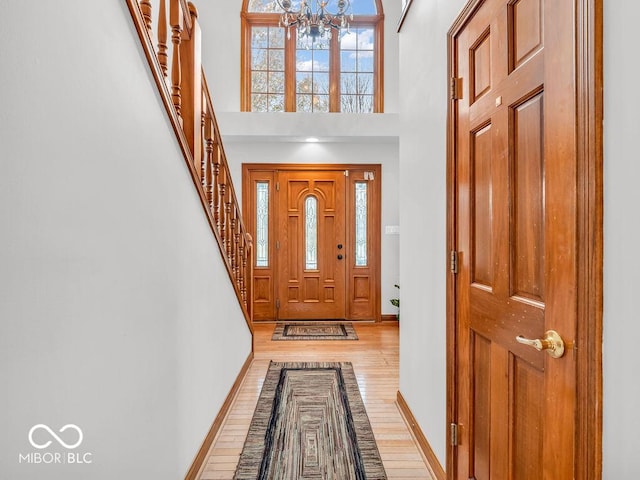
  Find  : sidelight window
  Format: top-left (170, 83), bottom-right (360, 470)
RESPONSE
top-left (355, 182), bottom-right (368, 266)
top-left (256, 182), bottom-right (269, 267)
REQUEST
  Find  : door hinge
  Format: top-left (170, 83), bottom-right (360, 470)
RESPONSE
top-left (276, 181), bottom-right (280, 191)
top-left (276, 299), bottom-right (280, 309)
top-left (450, 77), bottom-right (463, 100)
top-left (450, 423), bottom-right (459, 446)
top-left (450, 250), bottom-right (459, 274)
top-left (344, 170), bottom-right (349, 177)
top-left (276, 240), bottom-right (280, 250)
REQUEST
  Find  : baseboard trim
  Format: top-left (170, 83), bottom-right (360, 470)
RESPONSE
top-left (396, 391), bottom-right (446, 480)
top-left (184, 351), bottom-right (254, 480)
top-left (380, 314), bottom-right (399, 323)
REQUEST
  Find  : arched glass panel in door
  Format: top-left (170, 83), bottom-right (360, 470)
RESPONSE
top-left (305, 196), bottom-right (318, 269)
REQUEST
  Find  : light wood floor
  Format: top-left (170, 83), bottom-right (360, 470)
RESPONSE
top-left (197, 322), bottom-right (435, 480)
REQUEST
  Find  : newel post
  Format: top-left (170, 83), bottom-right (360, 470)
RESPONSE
top-left (180, 2), bottom-right (203, 178)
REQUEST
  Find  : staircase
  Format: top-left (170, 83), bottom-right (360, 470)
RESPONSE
top-left (126, 0), bottom-right (253, 330)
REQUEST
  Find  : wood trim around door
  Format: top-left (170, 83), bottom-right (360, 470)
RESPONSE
top-left (243, 164), bottom-right (382, 323)
top-left (445, 0), bottom-right (603, 478)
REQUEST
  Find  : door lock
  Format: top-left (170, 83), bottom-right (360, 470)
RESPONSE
top-left (337, 244), bottom-right (343, 249)
top-left (337, 254), bottom-right (343, 260)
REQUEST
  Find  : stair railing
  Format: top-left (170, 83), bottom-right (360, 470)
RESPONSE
top-left (126, 0), bottom-right (254, 330)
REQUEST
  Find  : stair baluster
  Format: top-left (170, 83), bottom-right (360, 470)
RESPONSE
top-left (169, 0), bottom-right (182, 121)
top-left (157, 0), bottom-right (168, 76)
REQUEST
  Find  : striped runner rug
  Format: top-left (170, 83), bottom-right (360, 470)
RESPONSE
top-left (271, 322), bottom-right (359, 341)
top-left (233, 361), bottom-right (387, 480)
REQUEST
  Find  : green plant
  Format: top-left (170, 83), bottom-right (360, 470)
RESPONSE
top-left (390, 284), bottom-right (400, 318)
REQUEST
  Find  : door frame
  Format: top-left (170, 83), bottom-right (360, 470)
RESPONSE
top-left (242, 163), bottom-right (382, 322)
top-left (445, 1), bottom-right (603, 478)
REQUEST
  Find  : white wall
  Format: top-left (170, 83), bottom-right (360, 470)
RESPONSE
top-left (0, 1), bottom-right (252, 478)
top-left (603, 2), bottom-right (640, 477)
top-left (398, 0), bottom-right (467, 468)
top-left (222, 140), bottom-right (400, 314)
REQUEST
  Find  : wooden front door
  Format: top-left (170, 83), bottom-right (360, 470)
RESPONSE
top-left (277, 170), bottom-right (347, 319)
top-left (450, 0), bottom-right (586, 478)
top-left (243, 164), bottom-right (382, 322)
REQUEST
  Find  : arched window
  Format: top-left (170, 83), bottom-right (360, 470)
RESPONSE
top-left (241, 0), bottom-right (384, 112)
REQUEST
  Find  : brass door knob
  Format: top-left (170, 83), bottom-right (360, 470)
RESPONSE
top-left (516, 330), bottom-right (565, 359)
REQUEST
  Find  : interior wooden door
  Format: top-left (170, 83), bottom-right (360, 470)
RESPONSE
top-left (451, 0), bottom-right (578, 478)
top-left (276, 170), bottom-right (346, 319)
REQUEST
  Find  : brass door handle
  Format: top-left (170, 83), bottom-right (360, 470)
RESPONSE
top-left (516, 330), bottom-right (565, 359)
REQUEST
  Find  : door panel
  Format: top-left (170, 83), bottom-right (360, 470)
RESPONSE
top-left (452, 0), bottom-right (577, 478)
top-left (277, 170), bottom-right (346, 319)
top-left (511, 92), bottom-right (544, 301)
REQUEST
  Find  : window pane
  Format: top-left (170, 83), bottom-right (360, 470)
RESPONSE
top-left (314, 73), bottom-right (329, 93)
top-left (252, 93), bottom-right (268, 111)
top-left (358, 95), bottom-right (374, 113)
top-left (313, 50), bottom-right (330, 71)
top-left (296, 72), bottom-right (313, 93)
top-left (247, 0), bottom-right (279, 13)
top-left (268, 49), bottom-right (284, 70)
top-left (296, 50), bottom-right (313, 71)
top-left (268, 72), bottom-right (285, 93)
top-left (251, 26), bottom-right (285, 112)
top-left (357, 51), bottom-right (374, 72)
top-left (341, 73), bottom-right (357, 94)
top-left (251, 49), bottom-right (269, 70)
top-left (339, 27), bottom-right (376, 112)
top-left (340, 51), bottom-right (357, 72)
top-left (355, 182), bottom-right (367, 266)
top-left (305, 196), bottom-right (318, 270)
top-left (251, 27), bottom-right (269, 48)
top-left (313, 95), bottom-right (330, 112)
top-left (340, 31), bottom-right (358, 52)
top-left (341, 94), bottom-right (358, 112)
top-left (256, 182), bottom-right (269, 267)
top-left (357, 28), bottom-right (375, 51)
top-left (268, 94), bottom-right (285, 112)
top-left (297, 94), bottom-right (313, 112)
top-left (349, 0), bottom-right (378, 14)
top-left (357, 73), bottom-right (374, 94)
top-left (296, 40), bottom-right (330, 111)
top-left (269, 27), bottom-right (285, 48)
top-left (252, 71), bottom-right (268, 93)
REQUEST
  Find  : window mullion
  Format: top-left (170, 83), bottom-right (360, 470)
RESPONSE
top-left (329, 33), bottom-right (340, 112)
top-left (285, 29), bottom-right (297, 111)
top-left (375, 18), bottom-right (384, 113)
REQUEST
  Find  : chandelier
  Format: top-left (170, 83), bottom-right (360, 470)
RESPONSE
top-left (276, 0), bottom-right (353, 47)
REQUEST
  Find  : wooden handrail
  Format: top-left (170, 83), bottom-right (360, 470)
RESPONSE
top-left (126, 0), bottom-right (253, 331)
